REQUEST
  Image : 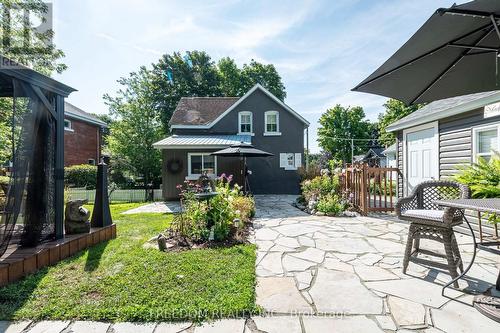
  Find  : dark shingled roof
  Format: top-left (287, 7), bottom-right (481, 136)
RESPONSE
top-left (169, 97), bottom-right (240, 126)
top-left (65, 102), bottom-right (108, 127)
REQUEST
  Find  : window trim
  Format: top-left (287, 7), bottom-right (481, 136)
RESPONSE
top-left (472, 122), bottom-right (500, 162)
top-left (238, 111), bottom-right (254, 135)
top-left (187, 152), bottom-right (217, 179)
top-left (64, 119), bottom-right (73, 132)
top-left (264, 111), bottom-right (281, 136)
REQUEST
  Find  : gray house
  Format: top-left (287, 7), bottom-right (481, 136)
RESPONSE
top-left (387, 90), bottom-right (500, 197)
top-left (153, 84), bottom-right (310, 200)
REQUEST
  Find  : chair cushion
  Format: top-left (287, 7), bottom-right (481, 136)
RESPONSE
top-left (401, 209), bottom-right (444, 222)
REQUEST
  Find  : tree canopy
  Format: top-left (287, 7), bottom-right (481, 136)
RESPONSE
top-left (104, 51), bottom-right (287, 184)
top-left (317, 105), bottom-right (372, 163)
top-left (377, 99), bottom-right (422, 145)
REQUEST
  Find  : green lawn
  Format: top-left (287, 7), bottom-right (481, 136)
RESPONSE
top-left (0, 203), bottom-right (257, 322)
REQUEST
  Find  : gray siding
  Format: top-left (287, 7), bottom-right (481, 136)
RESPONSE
top-left (396, 132), bottom-right (403, 197)
top-left (395, 107), bottom-right (500, 236)
top-left (166, 89), bottom-right (306, 196)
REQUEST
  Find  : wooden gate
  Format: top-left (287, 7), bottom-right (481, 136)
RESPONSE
top-left (341, 164), bottom-right (402, 215)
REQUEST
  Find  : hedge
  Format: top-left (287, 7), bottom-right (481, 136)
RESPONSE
top-left (65, 164), bottom-right (97, 189)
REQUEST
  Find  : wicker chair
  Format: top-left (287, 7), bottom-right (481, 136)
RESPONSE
top-left (396, 180), bottom-right (470, 287)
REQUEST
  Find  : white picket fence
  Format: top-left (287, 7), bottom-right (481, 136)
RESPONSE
top-left (66, 188), bottom-right (163, 203)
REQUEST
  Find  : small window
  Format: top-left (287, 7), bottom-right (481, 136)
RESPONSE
top-left (88, 159), bottom-right (96, 165)
top-left (279, 153), bottom-right (302, 170)
top-left (188, 153), bottom-right (217, 177)
top-left (286, 153), bottom-right (295, 167)
top-left (238, 111), bottom-right (253, 134)
top-left (64, 119), bottom-right (73, 131)
top-left (265, 111), bottom-right (280, 135)
top-left (474, 125), bottom-right (499, 162)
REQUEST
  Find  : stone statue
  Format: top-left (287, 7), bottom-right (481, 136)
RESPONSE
top-left (65, 199), bottom-right (91, 234)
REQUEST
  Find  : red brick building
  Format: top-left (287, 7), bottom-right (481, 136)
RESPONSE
top-left (64, 102), bottom-right (107, 166)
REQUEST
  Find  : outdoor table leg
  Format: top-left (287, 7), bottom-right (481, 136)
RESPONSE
top-left (442, 210), bottom-right (477, 296)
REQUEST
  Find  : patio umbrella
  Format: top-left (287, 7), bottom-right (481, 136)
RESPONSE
top-left (352, 0), bottom-right (500, 105)
top-left (211, 142), bottom-right (273, 193)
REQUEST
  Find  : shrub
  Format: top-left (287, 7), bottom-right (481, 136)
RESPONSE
top-left (297, 164), bottom-right (321, 181)
top-left (65, 164), bottom-right (97, 189)
top-left (173, 174), bottom-right (255, 242)
top-left (316, 194), bottom-right (346, 215)
top-left (454, 153), bottom-right (500, 224)
top-left (301, 174), bottom-right (340, 203)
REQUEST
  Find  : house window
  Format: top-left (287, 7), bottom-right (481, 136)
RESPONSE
top-left (279, 153), bottom-right (302, 170)
top-left (188, 153), bottom-right (217, 177)
top-left (238, 111), bottom-right (253, 134)
top-left (88, 159), bottom-right (96, 165)
top-left (264, 111), bottom-right (280, 135)
top-left (64, 119), bottom-right (73, 131)
top-left (474, 124), bottom-right (499, 162)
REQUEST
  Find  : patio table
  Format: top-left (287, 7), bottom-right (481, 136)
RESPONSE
top-left (434, 198), bottom-right (500, 322)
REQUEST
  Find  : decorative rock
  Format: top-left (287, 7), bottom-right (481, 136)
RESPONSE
top-left (64, 199), bottom-right (91, 234)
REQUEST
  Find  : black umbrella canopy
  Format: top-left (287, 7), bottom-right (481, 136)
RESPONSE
top-left (211, 142), bottom-right (274, 157)
top-left (352, 0), bottom-right (500, 105)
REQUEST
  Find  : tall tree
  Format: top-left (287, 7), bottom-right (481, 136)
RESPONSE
top-left (378, 99), bottom-right (422, 145)
top-left (104, 67), bottom-right (163, 186)
top-left (240, 60), bottom-right (286, 101)
top-left (317, 105), bottom-right (371, 163)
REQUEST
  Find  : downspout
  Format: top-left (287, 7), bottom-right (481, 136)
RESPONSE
top-left (305, 126), bottom-right (309, 171)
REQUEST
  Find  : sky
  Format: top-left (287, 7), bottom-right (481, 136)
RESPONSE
top-left (50, 0), bottom-right (457, 153)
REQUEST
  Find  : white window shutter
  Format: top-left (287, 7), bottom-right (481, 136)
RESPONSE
top-left (295, 153), bottom-right (302, 168)
top-left (279, 153), bottom-right (286, 168)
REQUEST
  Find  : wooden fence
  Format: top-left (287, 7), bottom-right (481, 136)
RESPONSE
top-left (341, 164), bottom-right (402, 215)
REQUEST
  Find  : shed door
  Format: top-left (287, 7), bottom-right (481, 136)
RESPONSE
top-left (405, 126), bottom-right (438, 194)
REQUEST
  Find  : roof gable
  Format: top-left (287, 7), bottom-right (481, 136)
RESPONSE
top-left (170, 84), bottom-right (309, 129)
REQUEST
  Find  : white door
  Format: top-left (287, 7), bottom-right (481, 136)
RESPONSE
top-left (405, 125), bottom-right (438, 194)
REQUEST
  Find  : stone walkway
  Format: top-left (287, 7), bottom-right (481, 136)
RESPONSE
top-left (252, 195), bottom-right (499, 332)
top-left (122, 201), bottom-right (181, 214)
top-left (2, 195), bottom-right (499, 332)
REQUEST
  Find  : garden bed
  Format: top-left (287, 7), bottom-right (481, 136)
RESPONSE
top-left (0, 203), bottom-right (257, 322)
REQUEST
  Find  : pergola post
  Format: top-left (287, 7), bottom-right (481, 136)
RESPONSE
top-left (54, 95), bottom-right (65, 239)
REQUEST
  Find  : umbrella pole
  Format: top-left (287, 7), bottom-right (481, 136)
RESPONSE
top-left (243, 156), bottom-right (247, 194)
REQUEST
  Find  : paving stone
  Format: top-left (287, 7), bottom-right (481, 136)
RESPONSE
top-left (387, 296), bottom-right (426, 328)
top-left (309, 269), bottom-right (382, 314)
top-left (255, 228), bottom-right (279, 241)
top-left (379, 232), bottom-right (400, 241)
top-left (348, 225), bottom-right (385, 237)
top-left (282, 255), bottom-right (316, 272)
top-left (302, 316), bottom-right (383, 332)
top-left (332, 253), bottom-right (357, 262)
top-left (359, 253), bottom-right (383, 265)
top-left (298, 235), bottom-right (315, 247)
top-left (354, 265), bottom-right (399, 281)
top-left (268, 244), bottom-right (297, 253)
top-left (70, 321), bottom-right (110, 333)
top-left (111, 322), bottom-right (156, 333)
top-left (0, 321), bottom-right (32, 333)
top-left (315, 238), bottom-right (375, 253)
top-left (256, 277), bottom-right (312, 313)
top-left (252, 316), bottom-right (302, 333)
top-left (195, 319), bottom-right (245, 333)
top-left (374, 315), bottom-right (397, 331)
top-left (323, 257), bottom-right (354, 272)
top-left (289, 247), bottom-right (325, 263)
top-left (273, 224), bottom-right (321, 237)
top-left (258, 252), bottom-right (284, 275)
top-left (366, 278), bottom-right (462, 308)
top-left (275, 237), bottom-right (301, 248)
top-left (154, 322), bottom-right (192, 333)
top-left (256, 240), bottom-right (275, 251)
top-left (294, 270), bottom-right (314, 290)
top-left (366, 238), bottom-right (403, 253)
top-left (28, 321), bottom-right (71, 333)
top-left (432, 298), bottom-right (500, 333)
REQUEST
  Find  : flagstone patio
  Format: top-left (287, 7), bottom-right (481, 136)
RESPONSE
top-left (252, 195), bottom-right (500, 332)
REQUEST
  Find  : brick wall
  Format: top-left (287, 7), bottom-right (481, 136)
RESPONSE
top-left (64, 118), bottom-right (101, 166)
